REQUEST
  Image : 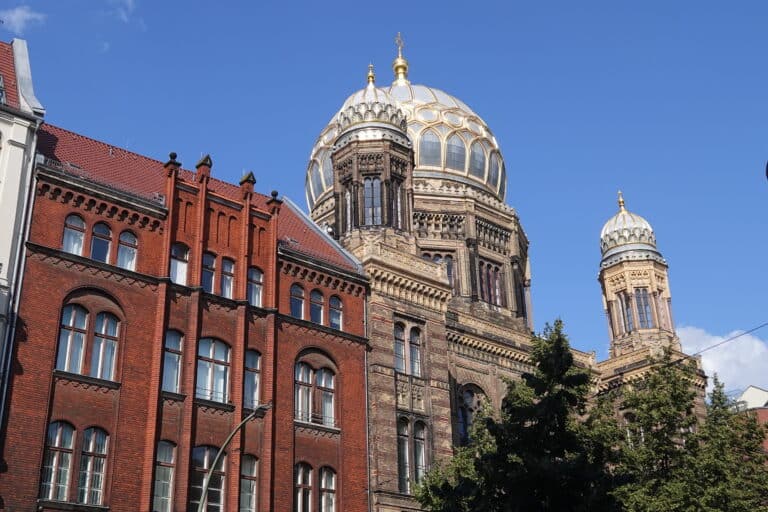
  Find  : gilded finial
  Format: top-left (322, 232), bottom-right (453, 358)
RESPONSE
top-left (617, 190), bottom-right (626, 212)
top-left (392, 32), bottom-right (409, 84)
top-left (367, 63), bottom-right (375, 84)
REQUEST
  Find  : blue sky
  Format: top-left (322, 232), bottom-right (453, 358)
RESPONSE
top-left (3, 1), bottom-right (767, 392)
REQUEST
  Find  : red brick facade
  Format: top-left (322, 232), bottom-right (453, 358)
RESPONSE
top-left (0, 125), bottom-right (369, 512)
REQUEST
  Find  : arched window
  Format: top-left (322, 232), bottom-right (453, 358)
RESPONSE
top-left (294, 463), bottom-right (312, 512)
top-left (329, 296), bottom-right (342, 330)
top-left (457, 385), bottom-right (485, 445)
top-left (40, 421), bottom-right (75, 501)
top-left (317, 368), bottom-right (335, 427)
top-left (116, 231), bottom-right (137, 271)
top-left (90, 312), bottom-right (119, 380)
top-left (240, 455), bottom-right (259, 512)
top-left (393, 180), bottom-right (403, 229)
top-left (310, 162), bottom-right (324, 200)
top-left (247, 268), bottom-right (263, 307)
top-left (56, 304), bottom-right (88, 374)
top-left (189, 446), bottom-right (225, 511)
top-left (162, 330), bottom-right (183, 394)
top-left (468, 141), bottom-right (486, 179)
top-left (63, 214), bottom-right (85, 256)
top-left (488, 153), bottom-right (501, 190)
top-left (635, 288), bottom-right (654, 329)
top-left (409, 328), bottom-right (422, 377)
top-left (169, 243), bottom-right (189, 285)
top-left (244, 350), bottom-right (261, 410)
top-left (90, 223), bottom-right (112, 263)
top-left (320, 467), bottom-right (336, 512)
top-left (310, 290), bottom-right (324, 324)
top-left (394, 323), bottom-right (406, 372)
top-left (363, 178), bottom-right (382, 226)
top-left (414, 422), bottom-right (427, 484)
top-left (78, 427), bottom-right (109, 505)
top-left (290, 284), bottom-right (305, 319)
top-left (294, 362), bottom-right (313, 422)
top-left (397, 418), bottom-right (410, 493)
top-left (202, 252), bottom-right (216, 293)
top-left (419, 130), bottom-right (441, 167)
top-left (221, 258), bottom-right (235, 299)
top-left (196, 338), bottom-right (230, 403)
top-left (620, 292), bottom-right (634, 333)
top-left (446, 134), bottom-right (466, 171)
top-left (152, 441), bottom-right (175, 512)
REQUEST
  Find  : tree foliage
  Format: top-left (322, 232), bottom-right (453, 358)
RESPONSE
top-left (417, 319), bottom-right (617, 511)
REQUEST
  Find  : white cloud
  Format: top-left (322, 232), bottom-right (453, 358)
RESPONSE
top-left (99, 41), bottom-right (111, 53)
top-left (678, 325), bottom-right (768, 394)
top-left (0, 5), bottom-right (46, 35)
top-left (109, 0), bottom-right (136, 23)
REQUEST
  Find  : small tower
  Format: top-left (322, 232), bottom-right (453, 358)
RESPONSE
top-left (330, 64), bottom-right (413, 238)
top-left (598, 192), bottom-right (681, 357)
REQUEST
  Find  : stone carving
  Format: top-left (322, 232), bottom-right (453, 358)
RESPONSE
top-left (413, 211), bottom-right (465, 239)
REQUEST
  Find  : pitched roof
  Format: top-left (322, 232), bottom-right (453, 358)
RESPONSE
top-left (0, 41), bottom-right (21, 110)
top-left (36, 123), bottom-right (360, 274)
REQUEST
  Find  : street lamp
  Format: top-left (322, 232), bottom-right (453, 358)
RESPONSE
top-left (196, 402), bottom-right (272, 512)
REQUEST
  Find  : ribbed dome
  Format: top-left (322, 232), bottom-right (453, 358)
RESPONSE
top-left (305, 60), bottom-right (507, 210)
top-left (600, 193), bottom-right (664, 268)
top-left (336, 81), bottom-right (408, 135)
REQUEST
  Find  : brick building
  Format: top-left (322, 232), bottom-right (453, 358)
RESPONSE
top-left (0, 123), bottom-right (369, 511)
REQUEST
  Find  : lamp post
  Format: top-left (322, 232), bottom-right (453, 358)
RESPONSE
top-left (196, 402), bottom-right (272, 512)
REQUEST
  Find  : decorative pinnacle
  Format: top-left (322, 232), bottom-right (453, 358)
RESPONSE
top-left (618, 190), bottom-right (626, 212)
top-left (392, 32), bottom-right (409, 84)
top-left (367, 63), bottom-right (375, 84)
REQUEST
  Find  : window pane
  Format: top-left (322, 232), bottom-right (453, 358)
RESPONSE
top-left (162, 352), bottom-right (181, 393)
top-left (170, 259), bottom-right (187, 285)
top-left (469, 142), bottom-right (486, 179)
top-left (310, 290), bottom-right (323, 324)
top-left (63, 227), bottom-right (84, 256)
top-left (90, 237), bottom-right (110, 263)
top-left (419, 130), bottom-right (441, 167)
top-left (446, 134), bottom-right (466, 171)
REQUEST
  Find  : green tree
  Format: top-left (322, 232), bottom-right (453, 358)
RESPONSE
top-left (612, 349), bottom-right (700, 512)
top-left (417, 319), bottom-right (618, 512)
top-left (685, 376), bottom-right (768, 511)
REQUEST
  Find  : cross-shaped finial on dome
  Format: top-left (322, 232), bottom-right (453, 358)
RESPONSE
top-left (392, 32), bottom-right (410, 84)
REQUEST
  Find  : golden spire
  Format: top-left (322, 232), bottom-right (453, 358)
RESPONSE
top-left (392, 32), bottom-right (409, 84)
top-left (367, 63), bottom-right (375, 84)
top-left (617, 190), bottom-right (626, 212)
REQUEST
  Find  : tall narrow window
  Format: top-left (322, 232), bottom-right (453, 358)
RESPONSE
top-left (317, 368), bottom-right (335, 427)
top-left (116, 231), bottom-right (137, 271)
top-left (63, 214), bottom-right (85, 256)
top-left (294, 362), bottom-right (312, 422)
top-left (244, 350), bottom-right (261, 410)
top-left (153, 441), bottom-right (175, 512)
top-left (90, 223), bottom-right (112, 263)
top-left (162, 330), bottom-right (183, 393)
top-left (90, 312), bottom-right (118, 380)
top-left (397, 418), bottom-right (410, 494)
top-left (393, 181), bottom-right (403, 229)
top-left (310, 290), bottom-right (324, 324)
top-left (290, 284), bottom-right (305, 319)
top-left (457, 385), bottom-right (485, 445)
top-left (414, 422), bottom-right (427, 484)
top-left (363, 178), bottom-right (383, 226)
top-left (344, 189), bottom-right (353, 232)
top-left (409, 328), bottom-right (422, 378)
top-left (78, 427), bottom-right (108, 505)
top-left (329, 296), bottom-right (342, 330)
top-left (247, 268), bottom-right (263, 307)
top-left (196, 338), bottom-right (230, 403)
top-left (202, 252), bottom-right (216, 293)
top-left (40, 421), bottom-right (75, 501)
top-left (445, 255), bottom-right (456, 295)
top-left (170, 243), bottom-right (189, 285)
top-left (621, 292), bottom-right (634, 333)
top-left (240, 455), bottom-right (258, 512)
top-left (394, 323), bottom-right (406, 373)
top-left (57, 305), bottom-right (88, 374)
top-left (189, 446), bottom-right (225, 512)
top-left (446, 134), bottom-right (466, 171)
top-left (419, 130), bottom-right (441, 167)
top-left (635, 288), bottom-right (654, 329)
top-left (320, 467), bottom-right (336, 512)
top-left (468, 142), bottom-right (486, 179)
top-left (294, 463), bottom-right (312, 512)
top-left (221, 258), bottom-right (235, 298)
